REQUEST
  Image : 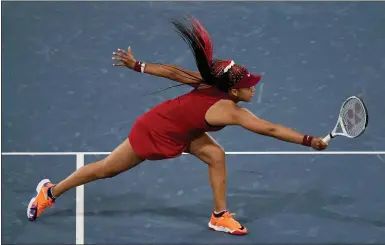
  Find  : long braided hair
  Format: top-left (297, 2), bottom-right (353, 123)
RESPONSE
top-left (171, 17), bottom-right (248, 92)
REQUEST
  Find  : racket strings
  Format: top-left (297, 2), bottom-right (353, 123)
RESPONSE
top-left (340, 98), bottom-right (367, 137)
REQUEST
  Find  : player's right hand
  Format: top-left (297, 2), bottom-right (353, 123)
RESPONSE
top-left (311, 137), bottom-right (328, 151)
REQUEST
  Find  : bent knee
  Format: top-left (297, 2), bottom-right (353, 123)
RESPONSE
top-left (206, 146), bottom-right (226, 166)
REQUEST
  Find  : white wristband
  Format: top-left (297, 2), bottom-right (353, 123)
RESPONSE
top-left (140, 62), bottom-right (146, 73)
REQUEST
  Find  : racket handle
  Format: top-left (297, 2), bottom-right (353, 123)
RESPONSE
top-left (322, 134), bottom-right (332, 143)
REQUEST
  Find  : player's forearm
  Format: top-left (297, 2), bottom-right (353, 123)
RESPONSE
top-left (234, 107), bottom-right (312, 146)
top-left (141, 63), bottom-right (177, 80)
top-left (113, 48), bottom-right (201, 85)
top-left (137, 62), bottom-right (202, 86)
top-left (269, 124), bottom-right (307, 145)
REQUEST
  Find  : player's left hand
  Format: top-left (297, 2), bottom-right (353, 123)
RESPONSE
top-left (311, 137), bottom-right (328, 151)
top-left (112, 47), bottom-right (137, 69)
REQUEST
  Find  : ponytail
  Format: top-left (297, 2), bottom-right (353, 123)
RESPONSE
top-left (171, 17), bottom-right (253, 92)
top-left (171, 17), bottom-right (215, 85)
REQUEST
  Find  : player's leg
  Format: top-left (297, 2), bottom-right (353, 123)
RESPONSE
top-left (27, 138), bottom-right (144, 221)
top-left (185, 133), bottom-right (247, 235)
top-left (186, 133), bottom-right (227, 212)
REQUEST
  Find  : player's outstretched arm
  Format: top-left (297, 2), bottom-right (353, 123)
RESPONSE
top-left (208, 100), bottom-right (328, 151)
top-left (112, 47), bottom-right (203, 87)
top-left (232, 107), bottom-right (328, 150)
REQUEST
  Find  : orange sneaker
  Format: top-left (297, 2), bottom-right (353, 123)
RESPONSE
top-left (27, 179), bottom-right (55, 221)
top-left (208, 211), bottom-right (248, 235)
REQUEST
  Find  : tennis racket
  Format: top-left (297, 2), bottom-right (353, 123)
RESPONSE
top-left (322, 96), bottom-right (368, 144)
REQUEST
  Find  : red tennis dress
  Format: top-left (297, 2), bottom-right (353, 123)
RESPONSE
top-left (128, 86), bottom-right (231, 160)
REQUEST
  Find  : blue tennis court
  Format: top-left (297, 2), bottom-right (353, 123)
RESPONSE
top-left (2, 1), bottom-right (385, 244)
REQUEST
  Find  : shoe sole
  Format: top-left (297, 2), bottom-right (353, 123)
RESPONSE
top-left (208, 222), bottom-right (247, 235)
top-left (27, 179), bottom-right (51, 221)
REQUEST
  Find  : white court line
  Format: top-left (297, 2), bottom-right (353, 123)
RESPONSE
top-left (1, 151), bottom-right (385, 156)
top-left (3, 150), bottom-right (384, 245)
top-left (76, 153), bottom-right (84, 245)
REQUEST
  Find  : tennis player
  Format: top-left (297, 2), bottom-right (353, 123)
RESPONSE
top-left (27, 17), bottom-right (328, 235)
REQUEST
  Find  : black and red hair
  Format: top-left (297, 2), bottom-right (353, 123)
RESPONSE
top-left (171, 17), bottom-right (261, 92)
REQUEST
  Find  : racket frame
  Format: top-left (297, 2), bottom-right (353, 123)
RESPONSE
top-left (322, 96), bottom-right (368, 143)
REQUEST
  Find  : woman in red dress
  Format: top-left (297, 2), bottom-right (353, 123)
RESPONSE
top-left (27, 17), bottom-right (328, 235)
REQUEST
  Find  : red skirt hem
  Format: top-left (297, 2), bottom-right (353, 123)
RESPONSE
top-left (128, 120), bottom-right (188, 161)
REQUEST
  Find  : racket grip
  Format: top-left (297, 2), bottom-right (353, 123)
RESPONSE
top-left (322, 134), bottom-right (332, 143)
